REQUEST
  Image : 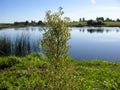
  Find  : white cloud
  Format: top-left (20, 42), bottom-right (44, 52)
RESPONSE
top-left (91, 0), bottom-right (96, 4)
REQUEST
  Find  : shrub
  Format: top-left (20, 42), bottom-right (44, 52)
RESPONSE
top-left (0, 56), bottom-right (19, 69)
top-left (41, 7), bottom-right (70, 62)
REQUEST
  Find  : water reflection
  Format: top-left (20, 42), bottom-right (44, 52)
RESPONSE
top-left (79, 28), bottom-right (120, 33)
top-left (0, 37), bottom-right (11, 56)
top-left (1, 27), bottom-right (120, 61)
top-left (0, 33), bottom-right (40, 56)
top-left (14, 26), bottom-right (42, 31)
top-left (69, 27), bottom-right (120, 61)
top-left (87, 29), bottom-right (104, 33)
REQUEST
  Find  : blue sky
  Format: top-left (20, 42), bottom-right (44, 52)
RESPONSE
top-left (0, 0), bottom-right (120, 23)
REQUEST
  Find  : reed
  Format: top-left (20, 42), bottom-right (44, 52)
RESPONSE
top-left (0, 33), bottom-right (39, 56)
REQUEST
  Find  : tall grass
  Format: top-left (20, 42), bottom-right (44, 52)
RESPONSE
top-left (0, 33), bottom-right (40, 56)
top-left (0, 37), bottom-right (11, 56)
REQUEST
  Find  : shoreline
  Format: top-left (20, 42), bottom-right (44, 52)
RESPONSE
top-left (0, 21), bottom-right (120, 29)
top-left (0, 25), bottom-right (120, 30)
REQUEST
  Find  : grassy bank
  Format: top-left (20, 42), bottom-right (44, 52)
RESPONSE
top-left (70, 21), bottom-right (120, 27)
top-left (0, 24), bottom-right (13, 29)
top-left (0, 23), bottom-right (44, 29)
top-left (0, 53), bottom-right (120, 90)
top-left (104, 22), bottom-right (120, 27)
top-left (69, 22), bottom-right (87, 27)
top-left (0, 24), bottom-right (28, 29)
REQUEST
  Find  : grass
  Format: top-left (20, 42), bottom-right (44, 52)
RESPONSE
top-left (0, 24), bottom-right (13, 29)
top-left (0, 53), bottom-right (120, 89)
top-left (104, 22), bottom-right (120, 27)
top-left (69, 21), bottom-right (120, 27)
top-left (69, 22), bottom-right (87, 27)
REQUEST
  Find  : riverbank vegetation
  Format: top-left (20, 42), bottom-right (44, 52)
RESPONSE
top-left (70, 17), bottom-right (120, 27)
top-left (70, 21), bottom-right (120, 27)
top-left (0, 53), bottom-right (120, 90)
top-left (1, 21), bottom-right (120, 29)
top-left (0, 20), bottom-right (44, 29)
top-left (0, 17), bottom-right (120, 29)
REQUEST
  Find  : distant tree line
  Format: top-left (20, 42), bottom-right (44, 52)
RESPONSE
top-left (79, 18), bottom-right (85, 22)
top-left (79, 17), bottom-right (120, 22)
top-left (79, 17), bottom-right (120, 26)
top-left (14, 20), bottom-right (44, 26)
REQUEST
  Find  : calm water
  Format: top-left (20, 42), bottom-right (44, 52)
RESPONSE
top-left (0, 26), bottom-right (120, 61)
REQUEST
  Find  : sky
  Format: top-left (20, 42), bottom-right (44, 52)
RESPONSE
top-left (0, 0), bottom-right (120, 23)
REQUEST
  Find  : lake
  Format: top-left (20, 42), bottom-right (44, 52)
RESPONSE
top-left (0, 26), bottom-right (120, 61)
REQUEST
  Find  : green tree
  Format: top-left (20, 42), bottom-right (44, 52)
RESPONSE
top-left (83, 17), bottom-right (85, 22)
top-left (38, 20), bottom-right (43, 25)
top-left (41, 7), bottom-right (70, 62)
top-left (25, 21), bottom-right (29, 26)
top-left (87, 20), bottom-right (104, 26)
top-left (31, 20), bottom-right (36, 25)
top-left (79, 18), bottom-right (82, 22)
top-left (105, 18), bottom-right (112, 22)
top-left (97, 20), bottom-right (104, 26)
top-left (87, 20), bottom-right (95, 26)
top-left (117, 18), bottom-right (120, 22)
top-left (96, 17), bottom-right (104, 22)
